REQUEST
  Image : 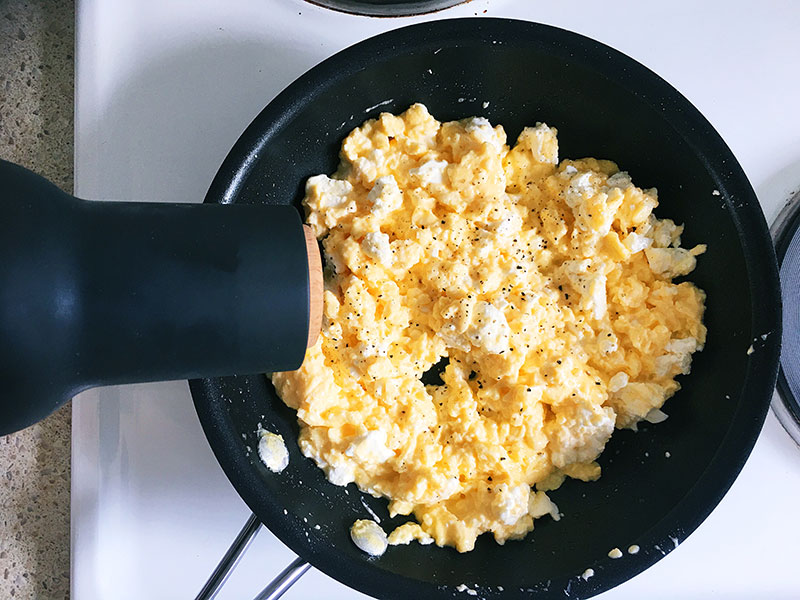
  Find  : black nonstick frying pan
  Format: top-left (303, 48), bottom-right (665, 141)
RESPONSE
top-left (190, 18), bottom-right (781, 600)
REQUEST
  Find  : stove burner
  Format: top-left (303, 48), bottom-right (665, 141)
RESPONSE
top-left (773, 190), bottom-right (800, 445)
top-left (304, 0), bottom-right (467, 17)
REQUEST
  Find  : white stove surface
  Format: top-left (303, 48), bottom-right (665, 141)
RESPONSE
top-left (72, 1), bottom-right (800, 598)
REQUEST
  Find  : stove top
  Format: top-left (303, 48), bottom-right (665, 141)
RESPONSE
top-left (774, 191), bottom-right (800, 445)
top-left (72, 2), bottom-right (800, 599)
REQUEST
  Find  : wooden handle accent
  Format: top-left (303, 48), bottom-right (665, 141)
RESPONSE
top-left (303, 225), bottom-right (323, 348)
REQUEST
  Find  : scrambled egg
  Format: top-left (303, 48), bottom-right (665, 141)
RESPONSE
top-left (350, 519), bottom-right (389, 556)
top-left (257, 429), bottom-right (289, 473)
top-left (272, 104), bottom-right (707, 553)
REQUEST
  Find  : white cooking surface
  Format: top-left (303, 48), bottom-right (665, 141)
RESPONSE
top-left (72, 1), bottom-right (800, 598)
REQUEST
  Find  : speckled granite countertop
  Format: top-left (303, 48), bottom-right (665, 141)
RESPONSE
top-left (0, 1), bottom-right (74, 598)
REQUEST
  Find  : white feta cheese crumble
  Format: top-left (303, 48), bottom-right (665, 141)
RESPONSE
top-left (488, 208), bottom-right (523, 238)
top-left (467, 301), bottom-right (511, 354)
top-left (494, 483), bottom-right (531, 525)
top-left (350, 519), bottom-right (388, 556)
top-left (644, 408), bottom-right (669, 424)
top-left (257, 430), bottom-right (289, 473)
top-left (409, 159), bottom-right (448, 185)
top-left (362, 232), bottom-right (393, 266)
top-left (581, 568), bottom-right (595, 581)
top-left (465, 117), bottom-right (505, 153)
top-left (560, 260), bottom-right (607, 319)
top-left (327, 461), bottom-right (356, 486)
top-left (645, 247), bottom-right (697, 278)
top-left (528, 122), bottom-right (559, 164)
top-left (622, 231), bottom-right (652, 254)
top-left (608, 372), bottom-right (629, 393)
top-left (548, 403), bottom-right (615, 468)
top-left (305, 174), bottom-right (352, 208)
top-left (366, 175), bottom-right (403, 214)
top-left (345, 430), bottom-right (394, 464)
top-left (654, 337), bottom-right (699, 377)
top-left (628, 544), bottom-right (640, 554)
top-left (649, 217), bottom-right (683, 248)
top-left (608, 547), bottom-right (623, 559)
top-left (599, 331), bottom-right (619, 354)
top-left (606, 171), bottom-right (634, 190)
top-left (455, 584), bottom-right (477, 596)
top-left (565, 172), bottom-right (596, 208)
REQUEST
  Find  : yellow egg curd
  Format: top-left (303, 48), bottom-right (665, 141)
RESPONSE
top-left (271, 104), bottom-right (707, 553)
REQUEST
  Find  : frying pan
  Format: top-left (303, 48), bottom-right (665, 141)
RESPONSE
top-left (190, 18), bottom-right (781, 600)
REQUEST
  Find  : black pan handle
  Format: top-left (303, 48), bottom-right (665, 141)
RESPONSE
top-left (0, 159), bottom-right (315, 435)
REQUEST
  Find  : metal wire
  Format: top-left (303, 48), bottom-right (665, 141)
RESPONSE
top-left (194, 513), bottom-right (263, 600)
top-left (253, 557), bottom-right (311, 600)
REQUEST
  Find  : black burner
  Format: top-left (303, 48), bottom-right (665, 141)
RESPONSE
top-left (773, 190), bottom-right (800, 444)
top-left (305, 0), bottom-right (468, 17)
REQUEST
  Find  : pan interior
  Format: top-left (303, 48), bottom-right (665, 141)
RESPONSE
top-left (192, 19), bottom-right (779, 600)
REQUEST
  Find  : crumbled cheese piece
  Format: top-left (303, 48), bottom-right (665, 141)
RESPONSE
top-left (645, 247), bottom-right (698, 278)
top-left (409, 159), bottom-right (448, 185)
top-left (326, 461), bottom-right (356, 486)
top-left (644, 408), bottom-right (669, 424)
top-left (350, 519), bottom-right (388, 556)
top-left (608, 372), bottom-right (629, 393)
top-left (622, 231), bottom-right (652, 254)
top-left (560, 260), bottom-right (607, 319)
top-left (606, 171), bottom-right (633, 190)
top-left (628, 544), bottom-right (640, 554)
top-left (654, 337), bottom-right (699, 377)
top-left (362, 232), bottom-right (393, 266)
top-left (649, 218), bottom-right (683, 248)
top-left (345, 430), bottom-right (394, 463)
top-left (455, 584), bottom-right (478, 596)
top-left (367, 176), bottom-right (403, 214)
top-left (257, 430), bottom-right (289, 473)
top-left (306, 174), bottom-right (352, 208)
top-left (465, 117), bottom-right (505, 153)
top-left (548, 402), bottom-right (615, 468)
top-left (494, 483), bottom-right (531, 525)
top-left (523, 122), bottom-right (559, 164)
top-left (608, 548), bottom-right (623, 559)
top-left (467, 301), bottom-right (511, 354)
top-left (565, 172), bottom-right (596, 208)
top-left (581, 568), bottom-right (594, 581)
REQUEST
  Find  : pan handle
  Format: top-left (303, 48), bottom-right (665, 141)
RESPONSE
top-left (194, 513), bottom-right (263, 600)
top-left (253, 557), bottom-right (311, 600)
top-left (194, 512), bottom-right (311, 600)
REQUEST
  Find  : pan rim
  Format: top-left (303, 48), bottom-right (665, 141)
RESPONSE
top-left (192, 17), bottom-right (781, 600)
